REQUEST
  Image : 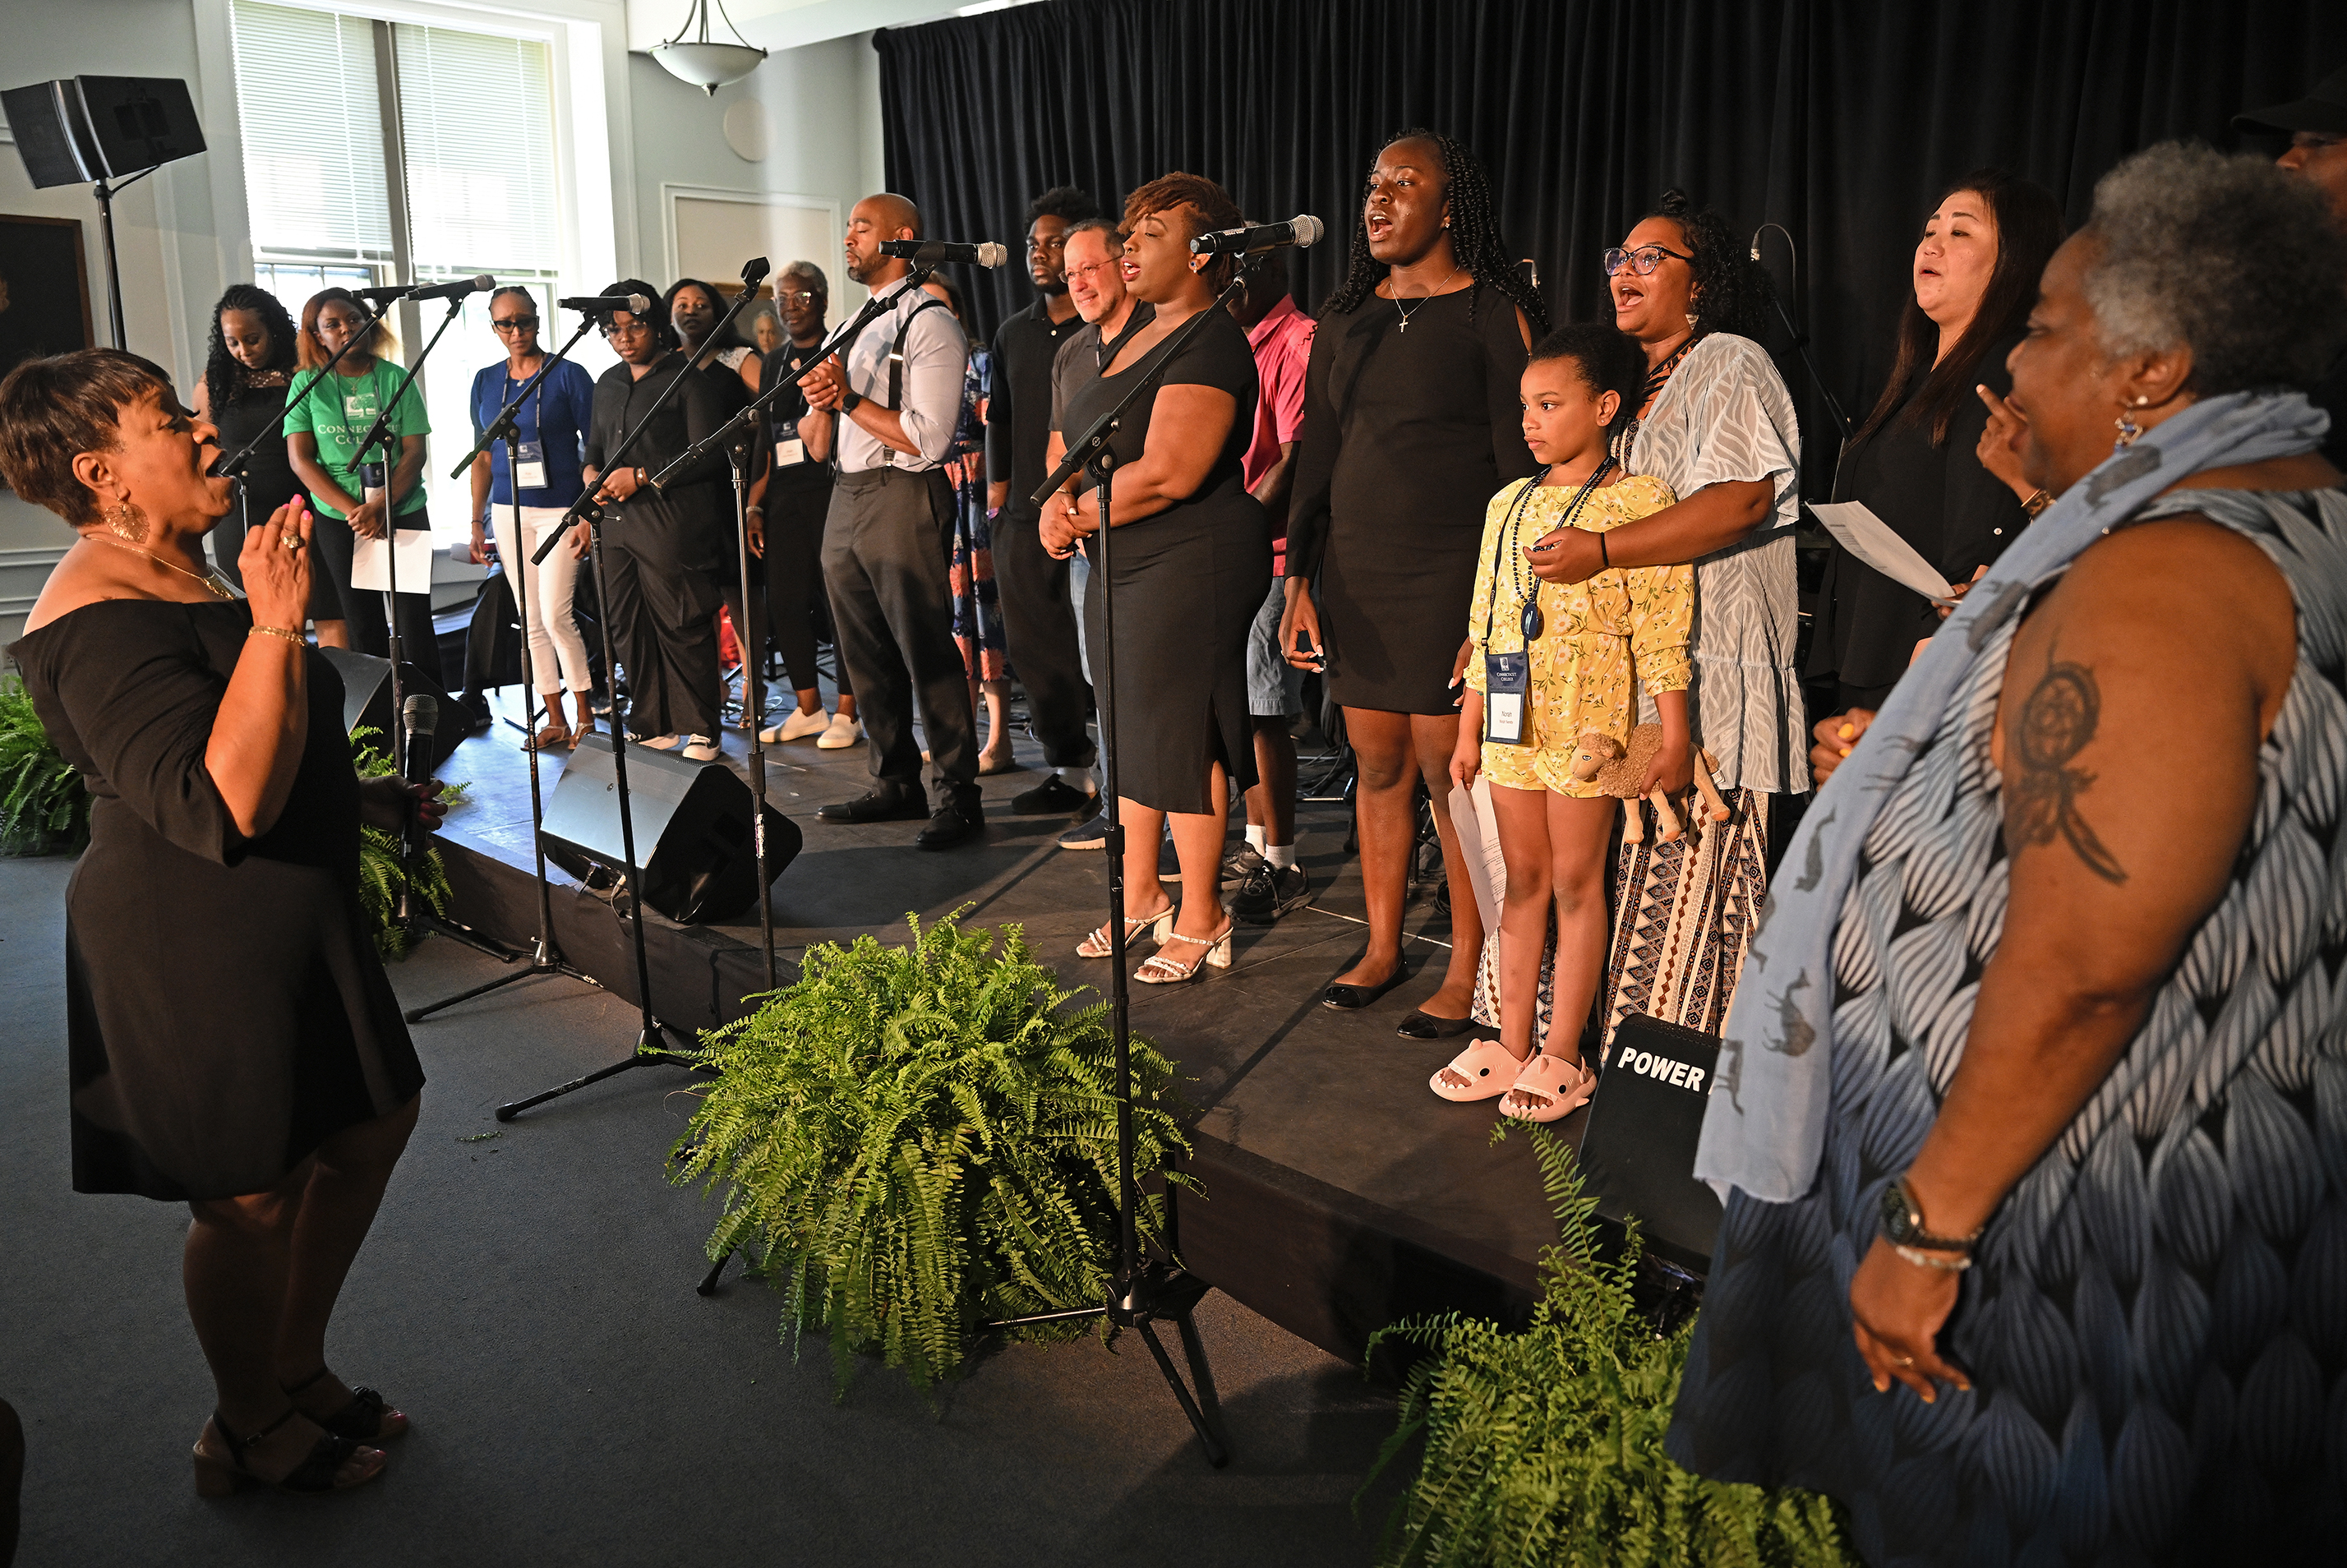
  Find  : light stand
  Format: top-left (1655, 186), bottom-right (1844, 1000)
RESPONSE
top-left (93, 167), bottom-right (158, 351)
top-left (984, 261), bottom-right (1266, 1470)
top-left (496, 258), bottom-right (774, 1118)
top-left (643, 263), bottom-right (939, 991)
top-left (406, 312), bottom-right (606, 1024)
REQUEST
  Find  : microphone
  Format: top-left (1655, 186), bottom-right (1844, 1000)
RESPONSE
top-left (409, 274), bottom-right (496, 302)
top-left (353, 283), bottom-right (412, 304)
top-left (400, 694), bottom-right (437, 790)
top-left (1189, 215), bottom-right (1325, 255)
top-left (1750, 228), bottom-right (1763, 262)
top-left (878, 239), bottom-right (1010, 268)
top-left (560, 293), bottom-right (654, 316)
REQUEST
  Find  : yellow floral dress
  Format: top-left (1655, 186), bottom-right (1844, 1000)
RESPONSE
top-left (1464, 473), bottom-right (1690, 795)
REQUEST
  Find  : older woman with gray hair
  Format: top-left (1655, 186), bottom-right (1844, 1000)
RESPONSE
top-left (1667, 143), bottom-right (2347, 1562)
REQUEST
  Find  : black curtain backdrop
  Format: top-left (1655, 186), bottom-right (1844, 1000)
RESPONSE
top-left (874, 0), bottom-right (2345, 492)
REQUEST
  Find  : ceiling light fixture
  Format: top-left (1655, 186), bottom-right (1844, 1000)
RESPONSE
top-left (650, 0), bottom-right (767, 96)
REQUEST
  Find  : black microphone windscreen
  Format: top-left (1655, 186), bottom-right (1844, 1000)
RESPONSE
top-left (402, 693), bottom-right (437, 735)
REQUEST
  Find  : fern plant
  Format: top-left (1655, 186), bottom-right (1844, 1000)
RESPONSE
top-left (349, 724), bottom-right (458, 958)
top-left (0, 675), bottom-right (90, 855)
top-left (1363, 1124), bottom-right (1856, 1568)
top-left (671, 910), bottom-right (1192, 1395)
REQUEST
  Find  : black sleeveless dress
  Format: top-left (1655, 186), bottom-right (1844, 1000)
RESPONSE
top-left (209, 374), bottom-right (338, 620)
top-left (1057, 307), bottom-right (1269, 814)
top-left (7, 599), bottom-right (424, 1201)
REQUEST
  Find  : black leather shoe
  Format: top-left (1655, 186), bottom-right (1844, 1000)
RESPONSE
top-left (1396, 1008), bottom-right (1478, 1040)
top-left (817, 789), bottom-right (927, 825)
top-left (915, 789), bottom-right (984, 851)
top-left (1322, 958), bottom-right (1409, 1011)
top-left (1011, 777), bottom-right (1096, 817)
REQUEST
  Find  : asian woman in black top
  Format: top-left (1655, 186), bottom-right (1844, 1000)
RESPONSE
top-left (191, 285), bottom-right (344, 646)
top-left (1806, 170), bottom-right (2063, 714)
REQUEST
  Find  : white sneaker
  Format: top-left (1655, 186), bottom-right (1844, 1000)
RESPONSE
top-left (816, 713), bottom-right (864, 749)
top-left (760, 708), bottom-right (830, 744)
top-left (679, 734), bottom-right (722, 762)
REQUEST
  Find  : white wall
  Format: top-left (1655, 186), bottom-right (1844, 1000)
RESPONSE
top-left (0, 0), bottom-right (883, 647)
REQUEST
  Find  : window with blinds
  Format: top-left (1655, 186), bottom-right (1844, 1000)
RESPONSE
top-left (392, 24), bottom-right (559, 278)
top-left (230, 0), bottom-right (394, 262)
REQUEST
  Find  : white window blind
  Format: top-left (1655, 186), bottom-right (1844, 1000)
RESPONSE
top-left (230, 0), bottom-right (394, 261)
top-left (393, 24), bottom-right (559, 277)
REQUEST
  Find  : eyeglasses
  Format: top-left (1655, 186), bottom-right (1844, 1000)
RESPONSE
top-left (602, 319), bottom-right (652, 338)
top-left (491, 315), bottom-right (539, 331)
top-left (776, 290), bottom-right (818, 307)
top-left (1602, 244), bottom-right (1693, 277)
top-left (1066, 260), bottom-right (1120, 283)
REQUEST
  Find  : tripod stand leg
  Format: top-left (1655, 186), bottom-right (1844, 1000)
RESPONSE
top-left (1174, 1308), bottom-right (1224, 1428)
top-left (1137, 1318), bottom-right (1229, 1469)
top-left (494, 1036), bottom-right (696, 1121)
top-left (697, 1250), bottom-right (734, 1297)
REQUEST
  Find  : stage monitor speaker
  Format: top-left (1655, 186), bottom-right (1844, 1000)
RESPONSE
top-left (318, 646), bottom-right (463, 773)
top-left (1577, 1013), bottom-right (1724, 1275)
top-left (2, 77), bottom-right (205, 188)
top-left (539, 734), bottom-right (800, 925)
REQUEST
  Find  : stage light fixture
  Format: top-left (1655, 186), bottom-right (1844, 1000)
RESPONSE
top-left (650, 0), bottom-right (767, 95)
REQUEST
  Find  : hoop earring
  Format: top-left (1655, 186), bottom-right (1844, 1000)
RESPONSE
top-left (107, 499), bottom-right (147, 542)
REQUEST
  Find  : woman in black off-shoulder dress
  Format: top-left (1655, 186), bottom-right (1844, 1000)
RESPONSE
top-left (0, 348), bottom-right (442, 1500)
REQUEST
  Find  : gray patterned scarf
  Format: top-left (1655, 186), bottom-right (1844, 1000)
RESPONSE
top-left (1694, 389), bottom-right (2331, 1202)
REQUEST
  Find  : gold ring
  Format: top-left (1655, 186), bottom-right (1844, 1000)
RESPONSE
top-left (1893, 1354), bottom-right (1914, 1367)
top-left (282, 533), bottom-right (304, 550)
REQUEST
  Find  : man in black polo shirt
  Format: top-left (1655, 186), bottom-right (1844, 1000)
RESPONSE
top-left (984, 185), bottom-right (1101, 817)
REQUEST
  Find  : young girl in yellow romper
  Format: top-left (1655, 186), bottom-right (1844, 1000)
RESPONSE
top-left (1434, 325), bottom-right (1692, 1121)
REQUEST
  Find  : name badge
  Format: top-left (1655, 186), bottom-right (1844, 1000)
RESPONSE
top-left (1484, 652), bottom-right (1531, 746)
top-left (515, 440), bottom-right (546, 491)
top-left (775, 438), bottom-right (807, 468)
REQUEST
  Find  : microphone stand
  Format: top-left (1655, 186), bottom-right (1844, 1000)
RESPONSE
top-left (977, 257), bottom-right (1266, 1470)
top-left (496, 259), bottom-right (770, 1118)
top-left (1751, 226), bottom-right (1851, 440)
top-left (646, 265), bottom-right (935, 996)
top-left (406, 311), bottom-right (606, 1024)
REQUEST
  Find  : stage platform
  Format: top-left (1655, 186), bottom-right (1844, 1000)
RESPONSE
top-left (416, 686), bottom-right (1584, 1365)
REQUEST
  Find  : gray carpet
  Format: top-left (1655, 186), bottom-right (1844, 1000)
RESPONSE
top-left (0, 853), bottom-right (1407, 1567)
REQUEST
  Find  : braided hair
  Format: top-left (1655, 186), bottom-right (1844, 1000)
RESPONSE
top-left (1644, 190), bottom-right (1767, 341)
top-left (1321, 129), bottom-right (1547, 334)
top-left (201, 283), bottom-right (297, 417)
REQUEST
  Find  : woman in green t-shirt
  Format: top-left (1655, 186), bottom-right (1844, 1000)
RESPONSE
top-left (284, 289), bottom-right (437, 666)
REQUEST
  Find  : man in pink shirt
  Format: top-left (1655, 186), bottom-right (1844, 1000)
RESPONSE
top-left (1228, 259), bottom-right (1316, 924)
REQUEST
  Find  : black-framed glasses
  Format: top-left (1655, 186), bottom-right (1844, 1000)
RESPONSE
top-left (1602, 244), bottom-right (1693, 277)
top-left (491, 315), bottom-right (539, 331)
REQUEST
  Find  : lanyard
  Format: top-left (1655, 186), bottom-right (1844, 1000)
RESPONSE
top-left (1478, 458), bottom-right (1614, 652)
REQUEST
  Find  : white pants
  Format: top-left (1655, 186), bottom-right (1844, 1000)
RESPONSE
top-left (501, 504), bottom-right (593, 694)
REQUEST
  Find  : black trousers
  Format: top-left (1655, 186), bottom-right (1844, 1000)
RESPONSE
top-left (822, 468), bottom-right (975, 803)
top-left (765, 473), bottom-right (846, 697)
top-left (602, 511), bottom-right (723, 740)
top-left (991, 505), bottom-right (1094, 767)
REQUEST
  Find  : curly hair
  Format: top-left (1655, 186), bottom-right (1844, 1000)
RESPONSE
top-left (0, 348), bottom-right (173, 528)
top-left (1121, 172), bottom-right (1245, 290)
top-left (1027, 185), bottom-right (1100, 228)
top-left (2081, 141), bottom-right (2347, 395)
top-left (201, 284), bottom-right (297, 419)
top-left (1641, 190), bottom-right (1767, 341)
top-left (1321, 129), bottom-right (1548, 334)
top-left (1528, 323), bottom-right (1648, 438)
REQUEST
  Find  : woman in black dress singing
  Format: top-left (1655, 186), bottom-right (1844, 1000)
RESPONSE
top-left (190, 284), bottom-right (346, 646)
top-left (0, 349), bottom-right (440, 1498)
top-left (1041, 173), bottom-right (1270, 983)
top-left (1282, 131), bottom-right (1543, 1030)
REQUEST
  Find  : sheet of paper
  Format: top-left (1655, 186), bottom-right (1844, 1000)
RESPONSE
top-left (1446, 776), bottom-right (1505, 938)
top-left (1808, 501), bottom-right (1956, 606)
top-left (349, 527), bottom-right (436, 593)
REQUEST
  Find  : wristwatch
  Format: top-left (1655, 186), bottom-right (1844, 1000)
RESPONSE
top-left (840, 388), bottom-right (863, 414)
top-left (1879, 1174), bottom-right (1980, 1256)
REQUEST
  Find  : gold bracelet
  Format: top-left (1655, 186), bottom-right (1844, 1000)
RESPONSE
top-left (248, 624), bottom-right (306, 645)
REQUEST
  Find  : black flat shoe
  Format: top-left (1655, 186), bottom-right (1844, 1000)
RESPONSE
top-left (1396, 1008), bottom-right (1478, 1040)
top-left (1323, 960), bottom-right (1409, 1011)
top-left (915, 790), bottom-right (984, 851)
top-left (1010, 777), bottom-right (1095, 817)
top-left (818, 789), bottom-right (928, 824)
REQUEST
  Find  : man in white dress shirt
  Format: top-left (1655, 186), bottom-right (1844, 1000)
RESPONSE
top-left (800, 193), bottom-right (983, 849)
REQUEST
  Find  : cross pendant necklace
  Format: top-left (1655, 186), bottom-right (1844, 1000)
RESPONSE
top-left (1391, 265), bottom-right (1460, 333)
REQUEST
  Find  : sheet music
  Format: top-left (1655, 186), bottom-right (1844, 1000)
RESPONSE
top-left (1808, 501), bottom-right (1957, 606)
top-left (349, 527), bottom-right (436, 593)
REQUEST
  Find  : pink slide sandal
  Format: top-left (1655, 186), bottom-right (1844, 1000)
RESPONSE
top-left (1429, 1039), bottom-right (1524, 1101)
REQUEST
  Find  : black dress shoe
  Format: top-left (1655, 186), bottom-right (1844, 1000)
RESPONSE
top-left (1396, 1008), bottom-right (1478, 1040)
top-left (1322, 959), bottom-right (1409, 1011)
top-left (1011, 777), bottom-right (1095, 817)
top-left (915, 788), bottom-right (984, 851)
top-left (817, 789), bottom-right (927, 824)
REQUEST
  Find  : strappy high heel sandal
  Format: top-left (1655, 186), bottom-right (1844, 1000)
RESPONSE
top-left (192, 1407), bottom-right (385, 1497)
top-left (284, 1364), bottom-right (408, 1443)
top-left (1135, 917), bottom-right (1234, 985)
top-left (1077, 906), bottom-right (1174, 959)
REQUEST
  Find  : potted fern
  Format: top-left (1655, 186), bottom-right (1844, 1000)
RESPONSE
top-left (1363, 1125), bottom-right (1856, 1567)
top-left (349, 725), bottom-right (455, 957)
top-left (672, 911), bottom-right (1192, 1395)
top-left (0, 674), bottom-right (90, 855)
